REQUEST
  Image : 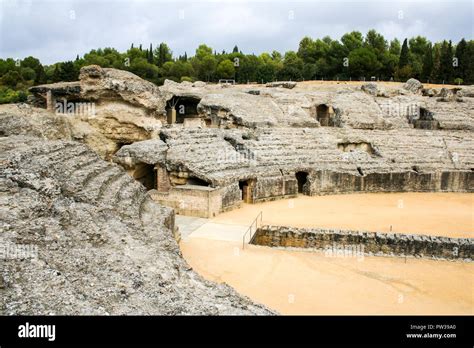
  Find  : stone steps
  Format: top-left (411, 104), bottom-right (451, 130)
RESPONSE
top-left (77, 166), bottom-right (123, 202)
top-left (62, 161), bottom-right (111, 195)
top-left (25, 143), bottom-right (85, 170)
top-left (114, 178), bottom-right (146, 217)
top-left (97, 172), bottom-right (128, 202)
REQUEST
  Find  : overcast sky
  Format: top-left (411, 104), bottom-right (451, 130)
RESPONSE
top-left (0, 0), bottom-right (472, 65)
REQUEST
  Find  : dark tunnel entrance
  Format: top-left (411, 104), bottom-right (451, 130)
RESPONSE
top-left (187, 176), bottom-right (210, 186)
top-left (133, 163), bottom-right (156, 190)
top-left (295, 171), bottom-right (309, 194)
top-left (316, 104), bottom-right (334, 127)
top-left (239, 179), bottom-right (255, 203)
top-left (166, 96), bottom-right (201, 124)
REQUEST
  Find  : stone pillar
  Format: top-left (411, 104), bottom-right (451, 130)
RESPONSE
top-left (46, 90), bottom-right (55, 112)
top-left (167, 108), bottom-right (176, 124)
top-left (156, 165), bottom-right (171, 192)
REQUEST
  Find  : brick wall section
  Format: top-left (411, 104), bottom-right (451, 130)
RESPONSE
top-left (252, 225), bottom-right (473, 260)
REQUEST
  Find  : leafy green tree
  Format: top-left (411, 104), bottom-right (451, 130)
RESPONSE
top-left (0, 58), bottom-right (17, 77)
top-left (365, 29), bottom-right (387, 54)
top-left (216, 59), bottom-right (235, 79)
top-left (129, 58), bottom-right (159, 81)
top-left (83, 50), bottom-right (110, 67)
top-left (21, 56), bottom-right (46, 84)
top-left (408, 36), bottom-right (430, 79)
top-left (395, 65), bottom-right (413, 81)
top-left (59, 61), bottom-right (78, 81)
top-left (341, 31), bottom-right (363, 53)
top-left (0, 86), bottom-right (27, 104)
top-left (197, 55), bottom-right (217, 81)
top-left (195, 44), bottom-right (213, 60)
top-left (20, 67), bottom-right (36, 82)
top-left (297, 37), bottom-right (316, 63)
top-left (389, 39), bottom-right (401, 56)
top-left (348, 47), bottom-right (381, 79)
top-left (380, 51), bottom-right (398, 80)
top-left (278, 51), bottom-right (303, 80)
top-left (271, 50), bottom-right (282, 62)
top-left (1, 70), bottom-right (22, 88)
top-left (364, 30), bottom-right (387, 77)
top-left (238, 55), bottom-right (261, 82)
top-left (257, 53), bottom-right (280, 82)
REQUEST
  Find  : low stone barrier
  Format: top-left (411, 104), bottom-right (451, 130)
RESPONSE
top-left (251, 225), bottom-right (473, 261)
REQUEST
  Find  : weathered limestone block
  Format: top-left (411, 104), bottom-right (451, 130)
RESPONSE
top-left (113, 139), bottom-right (168, 168)
top-left (403, 78), bottom-right (423, 94)
top-left (266, 81), bottom-right (297, 89)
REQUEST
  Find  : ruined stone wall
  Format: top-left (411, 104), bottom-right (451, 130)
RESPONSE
top-left (220, 182), bottom-right (243, 212)
top-left (150, 184), bottom-right (241, 218)
top-left (309, 170), bottom-right (473, 195)
top-left (253, 175), bottom-right (298, 202)
top-left (252, 225), bottom-right (473, 260)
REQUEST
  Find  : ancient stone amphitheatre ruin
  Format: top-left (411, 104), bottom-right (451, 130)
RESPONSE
top-left (1, 65), bottom-right (473, 315)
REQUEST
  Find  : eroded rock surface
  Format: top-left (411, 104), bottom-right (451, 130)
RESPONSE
top-left (0, 136), bottom-right (272, 315)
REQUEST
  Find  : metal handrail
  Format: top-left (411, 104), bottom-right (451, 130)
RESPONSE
top-left (242, 211), bottom-right (262, 249)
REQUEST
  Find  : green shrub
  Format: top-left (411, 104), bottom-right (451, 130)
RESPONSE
top-left (0, 86), bottom-right (28, 104)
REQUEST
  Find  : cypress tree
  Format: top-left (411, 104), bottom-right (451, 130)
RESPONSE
top-left (148, 43), bottom-right (153, 63)
top-left (439, 40), bottom-right (454, 82)
top-left (455, 38), bottom-right (467, 81)
top-left (52, 64), bottom-right (61, 82)
top-left (421, 43), bottom-right (433, 82)
top-left (464, 41), bottom-right (474, 84)
top-left (399, 38), bottom-right (409, 68)
top-left (431, 44), bottom-right (441, 82)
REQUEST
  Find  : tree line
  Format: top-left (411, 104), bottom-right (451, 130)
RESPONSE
top-left (1, 30), bottom-right (473, 103)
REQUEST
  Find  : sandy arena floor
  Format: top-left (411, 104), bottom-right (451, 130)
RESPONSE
top-left (213, 192), bottom-right (474, 238)
top-left (179, 193), bottom-right (474, 315)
